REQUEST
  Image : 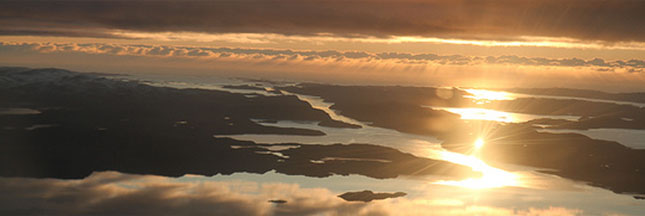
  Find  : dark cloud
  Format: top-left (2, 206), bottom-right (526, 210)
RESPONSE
top-left (0, 0), bottom-right (644, 42)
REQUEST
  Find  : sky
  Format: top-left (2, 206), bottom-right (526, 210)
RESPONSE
top-left (1, 0), bottom-right (645, 91)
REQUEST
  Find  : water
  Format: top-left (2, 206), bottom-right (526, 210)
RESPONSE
top-left (0, 107), bottom-right (41, 115)
top-left (426, 106), bottom-right (580, 123)
top-left (6, 170), bottom-right (641, 216)
top-left (23, 74), bottom-right (640, 215)
top-left (463, 88), bottom-right (645, 108)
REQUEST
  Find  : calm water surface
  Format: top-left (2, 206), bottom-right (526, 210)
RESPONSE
top-left (82, 74), bottom-right (645, 215)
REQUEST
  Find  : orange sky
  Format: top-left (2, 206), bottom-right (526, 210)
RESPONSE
top-left (1, 0), bottom-right (644, 91)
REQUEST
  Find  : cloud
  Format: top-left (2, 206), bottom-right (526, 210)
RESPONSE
top-left (0, 172), bottom-right (375, 216)
top-left (1, 41), bottom-right (643, 73)
top-left (3, 41), bottom-right (645, 91)
top-left (1, 0), bottom-right (644, 43)
top-left (0, 171), bottom-right (589, 216)
top-left (0, 172), bottom-right (268, 215)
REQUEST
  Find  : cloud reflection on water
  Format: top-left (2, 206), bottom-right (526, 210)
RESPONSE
top-left (0, 171), bottom-right (590, 216)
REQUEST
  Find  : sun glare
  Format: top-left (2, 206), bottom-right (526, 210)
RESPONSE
top-left (438, 107), bottom-right (515, 123)
top-left (435, 150), bottom-right (520, 190)
top-left (432, 138), bottom-right (520, 190)
top-left (474, 138), bottom-right (485, 150)
top-left (463, 89), bottom-right (515, 104)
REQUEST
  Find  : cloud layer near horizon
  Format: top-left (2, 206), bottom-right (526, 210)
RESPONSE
top-left (4, 40), bottom-right (645, 92)
top-left (1, 0), bottom-right (644, 43)
top-left (1, 42), bottom-right (643, 73)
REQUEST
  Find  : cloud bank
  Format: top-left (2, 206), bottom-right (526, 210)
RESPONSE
top-left (1, 41), bottom-right (643, 72)
top-left (3, 41), bottom-right (645, 91)
top-left (1, 0), bottom-right (644, 43)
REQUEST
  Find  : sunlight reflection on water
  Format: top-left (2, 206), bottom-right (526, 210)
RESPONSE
top-left (433, 140), bottom-right (520, 190)
top-left (463, 88), bottom-right (516, 104)
top-left (463, 88), bottom-right (645, 108)
top-left (128, 75), bottom-right (645, 216)
top-left (235, 91), bottom-right (524, 190)
top-left (427, 106), bottom-right (580, 123)
top-left (137, 75), bottom-right (585, 191)
top-left (141, 76), bottom-right (552, 191)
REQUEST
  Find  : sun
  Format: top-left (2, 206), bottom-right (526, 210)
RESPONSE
top-left (474, 138), bottom-right (485, 150)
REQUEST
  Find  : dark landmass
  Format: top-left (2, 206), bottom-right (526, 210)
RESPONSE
top-left (279, 84), bottom-right (468, 136)
top-left (280, 84), bottom-right (471, 108)
top-left (268, 200), bottom-right (287, 204)
top-left (0, 67), bottom-right (477, 180)
top-left (2, 125), bottom-right (476, 179)
top-left (0, 69), bottom-right (326, 136)
top-left (487, 98), bottom-right (643, 117)
top-left (635, 196), bottom-right (645, 200)
top-left (0, 67), bottom-right (358, 134)
top-left (504, 87), bottom-right (645, 104)
top-left (338, 190), bottom-right (406, 202)
top-left (282, 83), bottom-right (645, 133)
top-left (525, 116), bottom-right (645, 130)
top-left (275, 143), bottom-right (474, 179)
top-left (222, 84), bottom-right (266, 91)
top-left (487, 97), bottom-right (645, 130)
top-left (282, 83), bottom-right (645, 196)
top-left (280, 83), bottom-right (645, 131)
top-left (5, 69), bottom-right (645, 197)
